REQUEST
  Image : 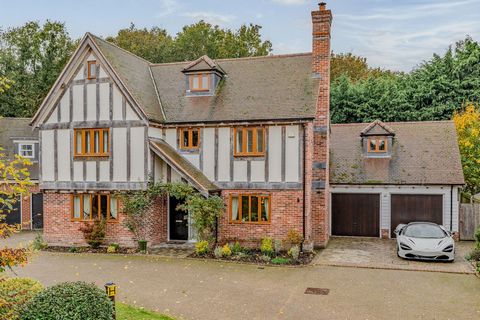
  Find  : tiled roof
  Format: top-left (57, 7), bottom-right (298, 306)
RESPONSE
top-left (0, 118), bottom-right (39, 180)
top-left (330, 121), bottom-right (464, 185)
top-left (149, 139), bottom-right (218, 195)
top-left (89, 34), bottom-right (319, 124)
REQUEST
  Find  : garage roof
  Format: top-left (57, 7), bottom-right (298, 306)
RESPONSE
top-left (330, 120), bottom-right (465, 185)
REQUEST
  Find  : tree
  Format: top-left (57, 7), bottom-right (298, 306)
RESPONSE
top-left (453, 103), bottom-right (480, 196)
top-left (107, 21), bottom-right (272, 63)
top-left (331, 52), bottom-right (394, 83)
top-left (0, 21), bottom-right (75, 117)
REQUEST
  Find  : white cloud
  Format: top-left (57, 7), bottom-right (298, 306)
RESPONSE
top-left (271, 0), bottom-right (308, 5)
top-left (156, 0), bottom-right (179, 17)
top-left (183, 12), bottom-right (236, 25)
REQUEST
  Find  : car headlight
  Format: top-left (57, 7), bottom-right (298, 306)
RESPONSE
top-left (442, 245), bottom-right (454, 253)
top-left (400, 242), bottom-right (412, 250)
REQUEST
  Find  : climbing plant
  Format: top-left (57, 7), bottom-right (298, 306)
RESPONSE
top-left (121, 182), bottom-right (224, 242)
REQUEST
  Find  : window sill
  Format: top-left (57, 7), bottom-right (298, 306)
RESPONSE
top-left (229, 221), bottom-right (270, 225)
top-left (74, 156), bottom-right (110, 161)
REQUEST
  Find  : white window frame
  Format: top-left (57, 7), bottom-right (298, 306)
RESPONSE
top-left (18, 142), bottom-right (35, 159)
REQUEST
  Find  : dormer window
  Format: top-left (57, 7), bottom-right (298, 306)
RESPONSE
top-left (189, 73), bottom-right (210, 92)
top-left (367, 138), bottom-right (387, 153)
top-left (87, 60), bottom-right (96, 79)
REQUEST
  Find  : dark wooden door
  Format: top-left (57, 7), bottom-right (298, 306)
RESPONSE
top-left (32, 193), bottom-right (44, 229)
top-left (332, 193), bottom-right (380, 237)
top-left (0, 195), bottom-right (21, 225)
top-left (391, 194), bottom-right (443, 237)
top-left (169, 196), bottom-right (188, 241)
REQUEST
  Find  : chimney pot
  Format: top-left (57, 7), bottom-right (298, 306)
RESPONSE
top-left (319, 2), bottom-right (326, 10)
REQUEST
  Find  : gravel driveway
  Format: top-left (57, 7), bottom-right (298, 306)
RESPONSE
top-left (313, 236), bottom-right (476, 274)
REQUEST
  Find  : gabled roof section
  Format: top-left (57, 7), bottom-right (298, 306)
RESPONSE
top-left (182, 55), bottom-right (225, 75)
top-left (149, 139), bottom-right (218, 196)
top-left (360, 120), bottom-right (395, 136)
top-left (88, 34), bottom-right (165, 123)
top-left (330, 121), bottom-right (464, 185)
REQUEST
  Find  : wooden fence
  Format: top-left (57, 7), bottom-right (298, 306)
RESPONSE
top-left (459, 203), bottom-right (480, 240)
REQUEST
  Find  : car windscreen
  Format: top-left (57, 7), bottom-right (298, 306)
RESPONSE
top-left (403, 224), bottom-right (446, 238)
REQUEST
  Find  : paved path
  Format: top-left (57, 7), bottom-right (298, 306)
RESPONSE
top-left (4, 233), bottom-right (480, 320)
top-left (313, 237), bottom-right (476, 274)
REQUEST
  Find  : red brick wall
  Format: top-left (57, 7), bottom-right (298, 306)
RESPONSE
top-left (20, 184), bottom-right (40, 230)
top-left (43, 192), bottom-right (168, 247)
top-left (219, 189), bottom-right (304, 247)
top-left (309, 4), bottom-right (332, 248)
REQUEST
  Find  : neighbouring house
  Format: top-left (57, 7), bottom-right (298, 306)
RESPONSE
top-left (30, 3), bottom-right (332, 249)
top-left (330, 120), bottom-right (464, 239)
top-left (0, 118), bottom-right (43, 230)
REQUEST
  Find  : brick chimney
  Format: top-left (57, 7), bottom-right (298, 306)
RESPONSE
top-left (305, 2), bottom-right (332, 250)
top-left (311, 1), bottom-right (332, 123)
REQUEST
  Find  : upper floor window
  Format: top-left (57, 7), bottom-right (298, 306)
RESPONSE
top-left (189, 73), bottom-right (210, 92)
top-left (74, 128), bottom-right (109, 157)
top-left (18, 143), bottom-right (35, 159)
top-left (87, 60), bottom-right (96, 79)
top-left (230, 194), bottom-right (270, 224)
top-left (367, 138), bottom-right (387, 153)
top-left (234, 127), bottom-right (265, 157)
top-left (179, 128), bottom-right (200, 150)
top-left (72, 194), bottom-right (118, 222)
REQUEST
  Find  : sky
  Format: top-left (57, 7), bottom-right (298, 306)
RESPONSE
top-left (0, 0), bottom-right (479, 71)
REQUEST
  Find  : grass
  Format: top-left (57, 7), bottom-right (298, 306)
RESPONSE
top-left (117, 303), bottom-right (174, 320)
top-left (271, 257), bottom-right (291, 265)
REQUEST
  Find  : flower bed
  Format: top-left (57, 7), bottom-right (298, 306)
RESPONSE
top-left (43, 246), bottom-right (137, 254)
top-left (189, 249), bottom-right (315, 265)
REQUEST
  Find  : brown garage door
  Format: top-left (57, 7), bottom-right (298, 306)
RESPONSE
top-left (391, 194), bottom-right (443, 237)
top-left (332, 193), bottom-right (380, 237)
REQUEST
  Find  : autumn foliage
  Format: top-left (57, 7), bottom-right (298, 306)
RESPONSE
top-left (0, 146), bottom-right (33, 272)
top-left (453, 103), bottom-right (480, 196)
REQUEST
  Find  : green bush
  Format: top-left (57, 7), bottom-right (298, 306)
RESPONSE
top-left (231, 241), bottom-right (242, 255)
top-left (79, 219), bottom-right (106, 249)
top-left (260, 237), bottom-right (274, 256)
top-left (195, 240), bottom-right (209, 255)
top-left (274, 239), bottom-right (282, 254)
top-left (20, 281), bottom-right (114, 320)
top-left (213, 246), bottom-right (222, 258)
top-left (68, 246), bottom-right (77, 253)
top-left (468, 248), bottom-right (480, 262)
top-left (475, 227), bottom-right (480, 249)
top-left (0, 277), bottom-right (43, 320)
top-left (32, 233), bottom-right (47, 251)
top-left (271, 257), bottom-right (290, 265)
top-left (107, 243), bottom-right (119, 254)
top-left (288, 245), bottom-right (300, 261)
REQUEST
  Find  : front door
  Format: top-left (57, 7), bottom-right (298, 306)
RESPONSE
top-left (169, 196), bottom-right (188, 241)
top-left (32, 193), bottom-right (44, 229)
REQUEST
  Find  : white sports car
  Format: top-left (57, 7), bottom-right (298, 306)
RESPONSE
top-left (394, 222), bottom-right (455, 262)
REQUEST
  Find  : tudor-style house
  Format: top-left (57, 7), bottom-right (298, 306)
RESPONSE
top-left (31, 4), bottom-right (333, 249)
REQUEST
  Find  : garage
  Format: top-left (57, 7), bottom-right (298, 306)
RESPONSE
top-left (332, 193), bottom-right (380, 237)
top-left (390, 194), bottom-right (443, 237)
top-left (0, 195), bottom-right (21, 225)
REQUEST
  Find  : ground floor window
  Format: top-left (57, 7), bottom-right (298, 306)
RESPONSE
top-left (230, 194), bottom-right (270, 223)
top-left (71, 194), bottom-right (118, 222)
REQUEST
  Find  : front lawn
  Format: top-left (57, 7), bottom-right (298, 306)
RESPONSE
top-left (117, 303), bottom-right (174, 320)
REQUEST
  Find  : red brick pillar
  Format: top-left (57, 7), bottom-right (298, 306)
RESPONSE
top-left (308, 2), bottom-right (332, 249)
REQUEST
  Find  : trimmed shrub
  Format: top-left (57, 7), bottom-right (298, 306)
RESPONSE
top-left (260, 237), bottom-right (274, 256)
top-left (214, 246), bottom-right (222, 259)
top-left (475, 227), bottom-right (480, 249)
top-left (20, 281), bottom-right (114, 320)
top-left (221, 244), bottom-right (232, 257)
top-left (79, 219), bottom-right (106, 249)
top-left (0, 277), bottom-right (43, 320)
top-left (231, 241), bottom-right (242, 255)
top-left (195, 240), bottom-right (209, 255)
top-left (274, 239), bottom-right (282, 254)
top-left (288, 245), bottom-right (300, 261)
top-left (32, 233), bottom-right (47, 251)
top-left (286, 229), bottom-right (303, 247)
top-left (468, 248), bottom-right (480, 262)
top-left (106, 244), bottom-right (119, 254)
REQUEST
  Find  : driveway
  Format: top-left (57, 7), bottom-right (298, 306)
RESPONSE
top-left (4, 232), bottom-right (480, 320)
top-left (313, 237), bottom-right (476, 274)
